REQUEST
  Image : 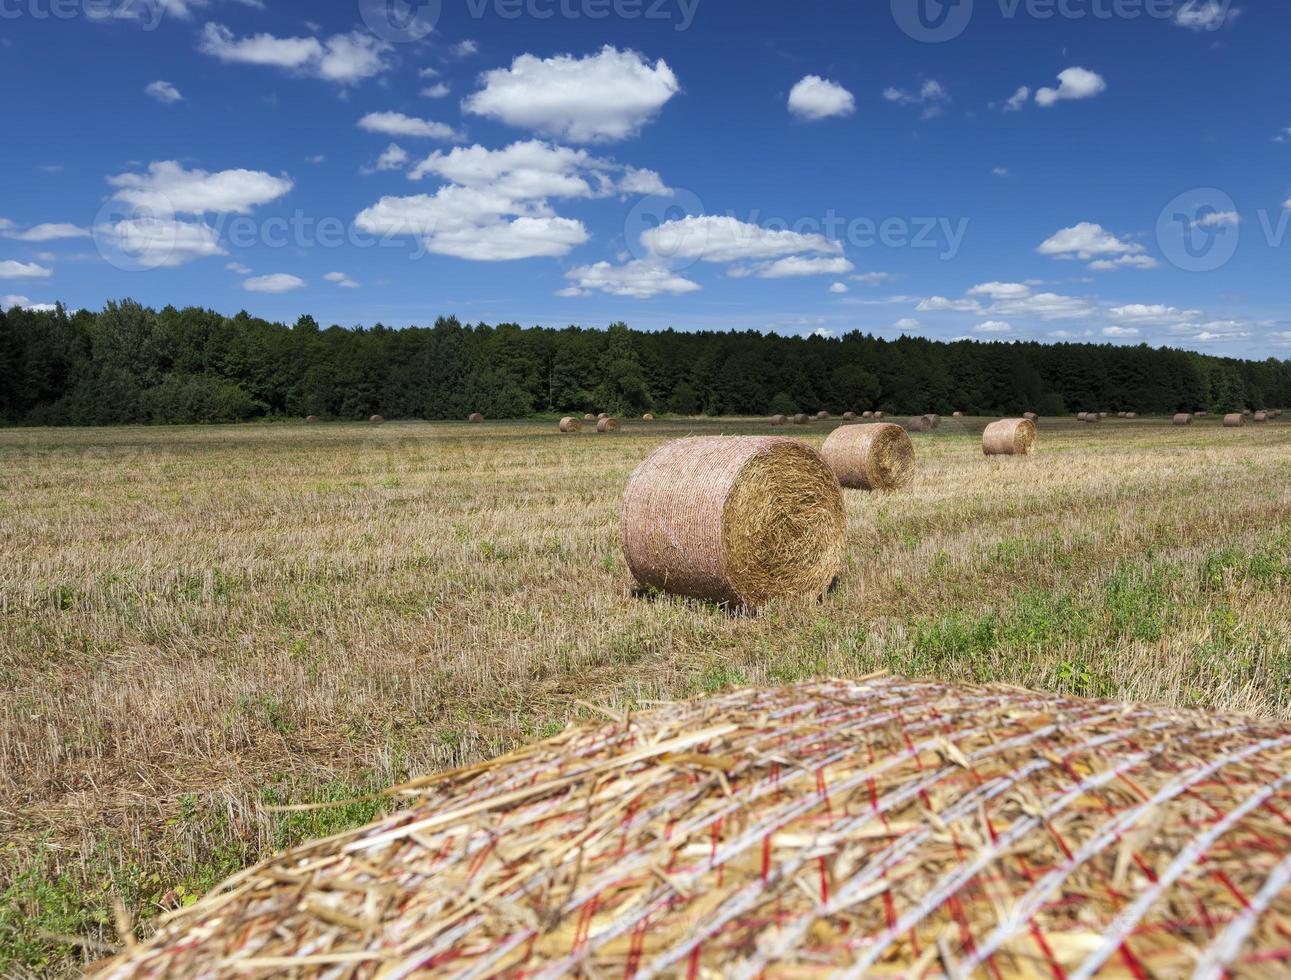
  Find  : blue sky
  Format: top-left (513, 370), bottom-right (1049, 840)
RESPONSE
top-left (1, 0), bottom-right (1288, 356)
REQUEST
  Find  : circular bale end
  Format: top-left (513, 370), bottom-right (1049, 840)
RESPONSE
top-left (983, 418), bottom-right (1038, 456)
top-left (792, 414), bottom-right (810, 425)
top-left (1172, 413), bottom-right (1193, 426)
top-left (821, 422), bottom-right (915, 491)
top-left (1224, 413), bottom-right (1245, 428)
top-left (559, 417), bottom-right (582, 433)
top-left (905, 416), bottom-right (931, 432)
top-left (369, 414), bottom-right (384, 425)
top-left (621, 437), bottom-right (845, 609)
top-left (596, 417), bottom-right (620, 433)
top-left (770, 414), bottom-right (788, 427)
top-left (468, 413), bottom-right (484, 423)
top-left (597, 412), bottom-right (610, 420)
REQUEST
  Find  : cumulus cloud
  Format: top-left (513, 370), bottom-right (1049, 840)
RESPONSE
top-left (917, 295), bottom-right (984, 313)
top-left (421, 83), bottom-right (450, 98)
top-left (883, 80), bottom-right (949, 118)
top-left (1107, 303), bottom-right (1201, 324)
top-left (925, 281), bottom-right (1098, 321)
top-left (106, 160), bottom-right (293, 215)
top-left (323, 271), bottom-right (359, 288)
top-left (1038, 222), bottom-right (1152, 270)
top-left (561, 259), bottom-right (700, 299)
top-left (732, 255), bottom-right (855, 279)
top-left (1002, 86), bottom-right (1030, 111)
top-left (639, 215), bottom-right (842, 264)
top-left (364, 143), bottom-right (410, 174)
top-left (407, 140), bottom-right (660, 198)
top-left (788, 75), bottom-right (855, 121)
top-left (851, 271), bottom-right (893, 285)
top-left (1034, 68), bottom-right (1107, 107)
top-left (1174, 1), bottom-right (1239, 31)
top-left (893, 318), bottom-right (921, 331)
top-left (0, 260), bottom-right (52, 279)
top-left (243, 273), bottom-right (305, 293)
top-left (145, 80), bottom-right (183, 103)
top-left (975, 320), bottom-right (1013, 333)
top-left (463, 46), bottom-right (679, 143)
top-left (226, 262), bottom-right (252, 274)
top-left (358, 112), bottom-right (461, 141)
top-left (1102, 326), bottom-right (1140, 337)
top-left (829, 282), bottom-right (849, 294)
top-left (199, 24), bottom-right (390, 84)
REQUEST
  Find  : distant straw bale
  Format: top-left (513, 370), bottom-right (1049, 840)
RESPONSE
top-left (620, 437), bottom-right (844, 607)
top-left (584, 413), bottom-right (596, 422)
top-left (91, 677), bottom-right (1291, 980)
top-left (792, 413), bottom-right (810, 425)
top-left (842, 411), bottom-right (856, 420)
top-left (770, 414), bottom-right (788, 426)
top-left (862, 410), bottom-right (873, 418)
top-left (596, 417), bottom-right (620, 433)
top-left (468, 413), bottom-right (484, 423)
top-left (369, 414), bottom-right (384, 425)
top-left (304, 415), bottom-right (317, 423)
top-left (873, 410), bottom-right (885, 418)
top-left (1254, 411), bottom-right (1269, 423)
top-left (905, 416), bottom-right (931, 432)
top-left (1224, 413), bottom-right (1245, 427)
top-left (598, 413), bottom-right (610, 420)
top-left (816, 410), bottom-right (830, 420)
top-left (982, 417), bottom-right (1038, 456)
top-left (642, 413), bottom-right (655, 421)
top-left (923, 414), bottom-right (941, 429)
top-left (1173, 413), bottom-right (1193, 426)
top-left (952, 411), bottom-right (963, 417)
top-left (1125, 412), bottom-right (1138, 419)
top-left (558, 417), bottom-right (582, 433)
top-left (821, 422), bottom-right (915, 491)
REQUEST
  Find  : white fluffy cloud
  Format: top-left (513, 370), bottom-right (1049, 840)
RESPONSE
top-left (366, 144), bottom-right (410, 174)
top-left (358, 112), bottom-right (461, 141)
top-left (145, 80), bottom-right (183, 103)
top-left (883, 80), bottom-right (949, 118)
top-left (1035, 68), bottom-right (1107, 107)
top-left (924, 282), bottom-right (1098, 321)
top-left (733, 255), bottom-right (855, 279)
top-left (97, 217), bottom-right (226, 268)
top-left (1038, 222), bottom-right (1153, 270)
top-left (917, 295), bottom-right (984, 313)
top-left (0, 260), bottom-right (52, 279)
top-left (421, 83), bottom-right (450, 99)
top-left (1103, 326), bottom-right (1140, 337)
top-left (243, 273), bottom-right (305, 293)
top-left (1175, 1), bottom-right (1239, 31)
top-left (1107, 304), bottom-right (1201, 324)
top-left (975, 320), bottom-right (1013, 333)
top-left (0, 222), bottom-right (89, 242)
top-left (639, 215), bottom-right (842, 264)
top-left (323, 271), bottom-right (359, 288)
top-left (561, 260), bottom-right (700, 299)
top-left (1, 294), bottom-right (57, 312)
top-left (106, 160), bottom-right (293, 215)
top-left (199, 24), bottom-right (390, 84)
top-left (788, 75), bottom-right (855, 121)
top-left (1002, 86), bottom-right (1030, 111)
top-left (464, 46), bottom-right (679, 143)
top-left (829, 282), bottom-right (849, 294)
top-left (408, 140), bottom-right (646, 198)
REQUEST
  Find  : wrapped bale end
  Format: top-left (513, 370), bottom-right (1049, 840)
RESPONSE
top-left (822, 421), bottom-right (915, 491)
top-left (982, 417), bottom-right (1038, 456)
top-left (620, 436), bottom-right (845, 608)
top-left (93, 677), bottom-right (1291, 980)
top-left (558, 417), bottom-right (582, 433)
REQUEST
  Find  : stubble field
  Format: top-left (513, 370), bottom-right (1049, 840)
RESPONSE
top-left (2, 416), bottom-right (1289, 972)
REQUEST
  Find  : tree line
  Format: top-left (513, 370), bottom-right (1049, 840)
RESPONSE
top-left (1, 300), bottom-right (1287, 426)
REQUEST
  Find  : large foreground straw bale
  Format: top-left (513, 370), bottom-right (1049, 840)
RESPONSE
top-left (1174, 413), bottom-right (1194, 426)
top-left (93, 676), bottom-right (1291, 980)
top-left (620, 437), bottom-right (844, 608)
top-left (1225, 413), bottom-right (1245, 427)
top-left (821, 421), bottom-right (915, 491)
top-left (982, 417), bottom-right (1037, 456)
top-left (558, 417), bottom-right (582, 433)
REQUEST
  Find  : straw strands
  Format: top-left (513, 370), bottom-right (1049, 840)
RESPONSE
top-left (821, 422), bottom-right (915, 491)
top-left (620, 437), bottom-right (844, 608)
top-left (558, 417), bottom-right (582, 433)
top-left (982, 417), bottom-right (1038, 456)
top-left (91, 676), bottom-right (1291, 980)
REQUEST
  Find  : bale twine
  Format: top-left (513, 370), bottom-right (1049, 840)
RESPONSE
top-left (642, 413), bottom-right (655, 421)
top-left (770, 414), bottom-right (788, 426)
top-left (92, 676), bottom-right (1291, 980)
top-left (905, 415), bottom-right (931, 432)
top-left (1023, 411), bottom-right (1038, 421)
top-left (1224, 413), bottom-right (1245, 427)
top-left (842, 411), bottom-right (856, 421)
top-left (792, 413), bottom-right (810, 425)
top-left (584, 413), bottom-right (596, 422)
top-left (821, 422), bottom-right (915, 491)
top-left (982, 417), bottom-right (1038, 456)
top-left (620, 437), bottom-right (844, 608)
top-left (304, 415), bottom-right (317, 423)
top-left (368, 414), bottom-right (384, 425)
top-left (816, 410), bottom-right (830, 420)
top-left (862, 410), bottom-right (873, 418)
top-left (558, 417), bottom-right (582, 433)
top-left (596, 417), bottom-right (620, 433)
top-left (1173, 413), bottom-right (1193, 426)
top-left (1254, 411), bottom-right (1269, 423)
top-left (468, 413), bottom-right (484, 423)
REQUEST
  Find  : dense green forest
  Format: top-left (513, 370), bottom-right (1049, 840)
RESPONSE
top-left (1, 300), bottom-right (1287, 425)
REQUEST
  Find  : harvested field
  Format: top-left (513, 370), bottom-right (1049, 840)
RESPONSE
top-left (3, 415), bottom-right (1291, 972)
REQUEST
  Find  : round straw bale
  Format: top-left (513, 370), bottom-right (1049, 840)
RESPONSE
top-left (304, 415), bottom-right (317, 423)
top-left (1243, 409), bottom-right (1254, 418)
top-left (468, 413), bottom-right (484, 423)
top-left (842, 411), bottom-right (856, 421)
top-left (922, 414), bottom-right (941, 429)
top-left (92, 677), bottom-right (1291, 980)
top-left (792, 413), bottom-right (810, 425)
top-left (369, 414), bottom-right (384, 425)
top-left (770, 414), bottom-right (788, 426)
top-left (905, 416), bottom-right (931, 432)
top-left (596, 417), bottom-right (620, 433)
top-left (620, 437), bottom-right (845, 608)
top-left (1224, 413), bottom-right (1245, 427)
top-left (873, 410), bottom-right (885, 418)
top-left (597, 412), bottom-right (609, 420)
top-left (982, 417), bottom-right (1038, 456)
top-left (1023, 411), bottom-right (1038, 421)
top-left (583, 413), bottom-right (596, 422)
top-left (1173, 413), bottom-right (1193, 426)
top-left (816, 410), bottom-right (830, 420)
top-left (1097, 411), bottom-right (1108, 419)
top-left (862, 410), bottom-right (873, 418)
top-left (821, 422), bottom-right (915, 491)
top-left (559, 417), bottom-right (582, 433)
top-left (952, 411), bottom-right (963, 418)
top-left (1195, 411), bottom-right (1207, 417)
top-left (1125, 412), bottom-right (1138, 419)
top-left (642, 413), bottom-right (655, 421)
top-left (1254, 411), bottom-right (1269, 422)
